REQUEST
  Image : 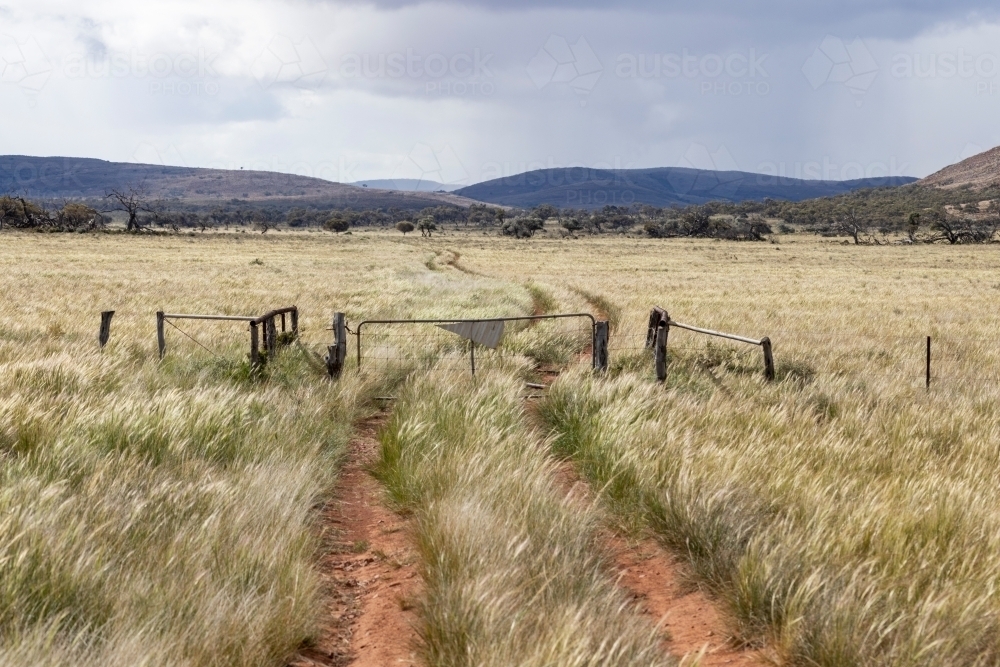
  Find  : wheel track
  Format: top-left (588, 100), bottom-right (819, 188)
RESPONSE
top-left (287, 413), bottom-right (419, 667)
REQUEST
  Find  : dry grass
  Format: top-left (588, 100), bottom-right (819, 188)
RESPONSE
top-left (0, 230), bottom-right (527, 665)
top-left (4, 228), bottom-right (1000, 666)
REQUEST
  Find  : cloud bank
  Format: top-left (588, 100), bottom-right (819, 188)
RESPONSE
top-left (0, 0), bottom-right (998, 185)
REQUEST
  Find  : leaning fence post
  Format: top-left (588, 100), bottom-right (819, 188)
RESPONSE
top-left (655, 323), bottom-right (668, 383)
top-left (249, 321), bottom-right (260, 368)
top-left (291, 307), bottom-right (299, 338)
top-left (761, 337), bottom-right (775, 382)
top-left (593, 320), bottom-right (609, 373)
top-left (326, 312), bottom-right (347, 378)
top-left (99, 311), bottom-right (115, 349)
top-left (156, 311), bottom-right (166, 359)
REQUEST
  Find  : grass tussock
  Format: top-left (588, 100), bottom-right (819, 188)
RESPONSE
top-left (374, 369), bottom-right (673, 667)
top-left (0, 350), bottom-right (387, 666)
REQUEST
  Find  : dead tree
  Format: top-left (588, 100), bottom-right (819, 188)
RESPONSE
top-left (836, 209), bottom-right (873, 245)
top-left (105, 183), bottom-right (154, 232)
top-left (927, 214), bottom-right (991, 244)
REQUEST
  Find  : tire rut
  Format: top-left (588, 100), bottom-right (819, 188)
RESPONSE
top-left (553, 463), bottom-right (768, 667)
top-left (287, 412), bottom-right (420, 667)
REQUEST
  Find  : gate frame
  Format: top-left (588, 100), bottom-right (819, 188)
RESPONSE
top-left (156, 306), bottom-right (298, 368)
top-left (354, 312), bottom-right (602, 373)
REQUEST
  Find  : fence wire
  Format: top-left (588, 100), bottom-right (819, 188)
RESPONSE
top-left (154, 313), bottom-right (1000, 388)
top-left (612, 328), bottom-right (1000, 388)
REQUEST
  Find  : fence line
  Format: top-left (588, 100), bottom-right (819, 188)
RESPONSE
top-left (80, 306), bottom-right (1000, 388)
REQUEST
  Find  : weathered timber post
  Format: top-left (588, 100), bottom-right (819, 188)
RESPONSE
top-left (761, 337), bottom-right (775, 382)
top-left (249, 321), bottom-right (260, 368)
top-left (280, 312), bottom-right (286, 333)
top-left (645, 309), bottom-right (660, 349)
top-left (356, 325), bottom-right (363, 370)
top-left (290, 308), bottom-right (299, 338)
top-left (470, 340), bottom-right (476, 375)
top-left (593, 320), bottom-right (609, 373)
top-left (326, 313), bottom-right (347, 378)
top-left (99, 311), bottom-right (115, 349)
top-left (156, 311), bottom-right (166, 359)
top-left (926, 336), bottom-right (931, 389)
top-left (655, 324), bottom-right (668, 383)
top-left (266, 317), bottom-right (278, 356)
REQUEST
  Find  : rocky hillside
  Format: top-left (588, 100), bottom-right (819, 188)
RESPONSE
top-left (919, 146), bottom-right (1000, 190)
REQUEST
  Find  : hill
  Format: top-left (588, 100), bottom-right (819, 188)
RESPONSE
top-left (454, 167), bottom-right (917, 210)
top-left (0, 156), bottom-right (478, 212)
top-left (919, 146), bottom-right (1000, 190)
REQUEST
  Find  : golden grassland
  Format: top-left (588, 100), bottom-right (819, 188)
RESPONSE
top-left (2, 228), bottom-right (999, 666)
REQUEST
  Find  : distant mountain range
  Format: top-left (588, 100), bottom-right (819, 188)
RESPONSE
top-left (1, 154), bottom-right (938, 213)
top-left (350, 179), bottom-right (464, 193)
top-left (454, 168), bottom-right (918, 209)
top-left (0, 156), bottom-right (476, 211)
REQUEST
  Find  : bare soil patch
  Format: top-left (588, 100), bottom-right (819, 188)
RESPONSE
top-left (288, 414), bottom-right (420, 667)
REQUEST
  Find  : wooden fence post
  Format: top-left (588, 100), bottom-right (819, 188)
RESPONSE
top-left (926, 336), bottom-right (931, 389)
top-left (655, 324), bottom-right (668, 383)
top-left (593, 320), bottom-right (609, 373)
top-left (156, 311), bottom-right (166, 359)
top-left (266, 317), bottom-right (277, 356)
top-left (99, 311), bottom-right (115, 349)
top-left (249, 322), bottom-right (260, 368)
top-left (291, 308), bottom-right (299, 338)
top-left (761, 337), bottom-right (775, 382)
top-left (326, 312), bottom-right (347, 378)
top-left (280, 312), bottom-right (286, 333)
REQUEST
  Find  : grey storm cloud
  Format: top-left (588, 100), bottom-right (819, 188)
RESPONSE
top-left (334, 0), bottom-right (998, 37)
top-left (3, 0), bottom-right (1000, 183)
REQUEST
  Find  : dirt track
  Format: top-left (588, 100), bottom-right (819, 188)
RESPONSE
top-left (293, 370), bottom-right (764, 666)
top-left (288, 413), bottom-right (419, 667)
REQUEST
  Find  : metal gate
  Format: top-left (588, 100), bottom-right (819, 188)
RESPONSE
top-left (329, 312), bottom-right (608, 376)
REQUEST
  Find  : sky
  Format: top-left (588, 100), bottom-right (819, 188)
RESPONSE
top-left (1, 0), bottom-right (999, 187)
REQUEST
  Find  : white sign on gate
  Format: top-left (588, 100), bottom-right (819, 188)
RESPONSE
top-left (436, 320), bottom-right (505, 349)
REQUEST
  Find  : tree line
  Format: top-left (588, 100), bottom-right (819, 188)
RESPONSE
top-left (5, 180), bottom-right (999, 244)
